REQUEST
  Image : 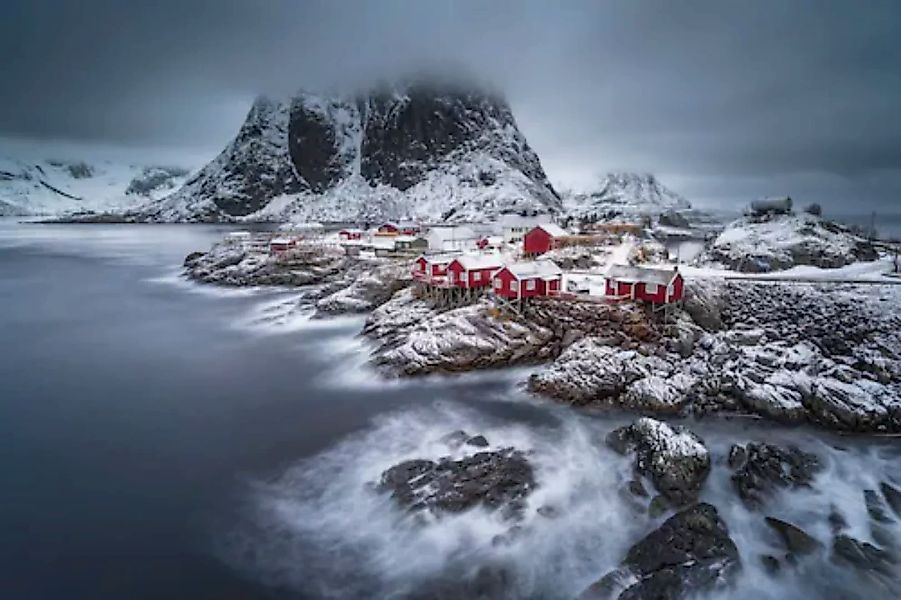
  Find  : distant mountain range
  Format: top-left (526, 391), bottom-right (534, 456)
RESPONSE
top-left (1, 77), bottom-right (695, 224)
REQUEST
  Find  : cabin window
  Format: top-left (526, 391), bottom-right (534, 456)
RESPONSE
top-left (645, 283), bottom-right (658, 294)
top-left (526, 279), bottom-right (536, 291)
top-left (509, 280), bottom-right (517, 292)
top-left (448, 271), bottom-right (455, 283)
top-left (494, 278), bottom-right (501, 289)
top-left (473, 271), bottom-right (481, 282)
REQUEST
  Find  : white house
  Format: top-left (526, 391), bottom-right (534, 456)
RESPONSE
top-left (500, 213), bottom-right (553, 245)
top-left (424, 225), bottom-right (480, 252)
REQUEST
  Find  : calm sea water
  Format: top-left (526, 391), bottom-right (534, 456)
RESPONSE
top-left (0, 219), bottom-right (897, 599)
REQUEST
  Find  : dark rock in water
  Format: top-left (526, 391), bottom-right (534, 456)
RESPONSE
top-left (628, 479), bottom-right (648, 498)
top-left (648, 495), bottom-right (669, 519)
top-left (183, 251), bottom-right (205, 267)
top-left (466, 435), bottom-right (490, 448)
top-left (584, 503), bottom-right (740, 599)
top-left (760, 554), bottom-right (781, 575)
top-left (727, 444), bottom-right (747, 470)
top-left (828, 505), bottom-right (848, 533)
top-left (537, 504), bottom-right (560, 519)
top-left (439, 430), bottom-right (469, 449)
top-left (377, 448), bottom-right (535, 518)
top-left (865, 489), bottom-right (896, 524)
top-left (729, 443), bottom-right (820, 508)
top-left (832, 534), bottom-right (897, 575)
top-left (881, 482), bottom-right (901, 519)
top-left (607, 418), bottom-right (711, 507)
top-left (764, 516), bottom-right (822, 556)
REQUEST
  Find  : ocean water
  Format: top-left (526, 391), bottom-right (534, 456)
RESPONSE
top-left (0, 219), bottom-right (898, 599)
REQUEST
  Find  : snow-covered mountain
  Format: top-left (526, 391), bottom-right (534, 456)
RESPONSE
top-left (563, 172), bottom-right (691, 221)
top-left (0, 141), bottom-right (194, 217)
top-left (137, 79), bottom-right (561, 223)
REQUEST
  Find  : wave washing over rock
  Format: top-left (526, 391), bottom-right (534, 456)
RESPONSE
top-left (221, 398), bottom-right (901, 600)
top-left (132, 78), bottom-right (561, 223)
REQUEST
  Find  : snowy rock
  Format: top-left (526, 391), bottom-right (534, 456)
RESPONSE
top-left (183, 236), bottom-right (348, 287)
top-left (704, 213), bottom-right (878, 273)
top-left (366, 297), bottom-right (556, 376)
top-left (131, 79), bottom-right (561, 223)
top-left (832, 535), bottom-right (897, 575)
top-left (584, 503), bottom-right (740, 600)
top-left (606, 418), bottom-right (711, 507)
top-left (376, 446), bottom-right (535, 519)
top-left (728, 443), bottom-right (820, 508)
top-left (314, 261), bottom-right (410, 315)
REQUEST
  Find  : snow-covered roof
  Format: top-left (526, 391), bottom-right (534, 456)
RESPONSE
top-left (419, 250), bottom-right (464, 265)
top-left (504, 259), bottom-right (563, 280)
top-left (393, 235), bottom-right (423, 243)
top-left (426, 225), bottom-right (479, 241)
top-left (227, 231), bottom-right (251, 238)
top-left (270, 237), bottom-right (294, 245)
top-left (534, 223), bottom-right (568, 237)
top-left (451, 253), bottom-right (505, 271)
top-left (499, 213), bottom-right (551, 228)
top-left (339, 227), bottom-right (363, 233)
top-left (606, 264), bottom-right (680, 285)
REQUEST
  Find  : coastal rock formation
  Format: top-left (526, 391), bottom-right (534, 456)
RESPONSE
top-left (133, 78), bottom-right (561, 223)
top-left (314, 261), bottom-right (411, 315)
top-left (584, 503), bottom-right (740, 599)
top-left (364, 295), bottom-right (557, 376)
top-left (376, 446), bottom-right (535, 519)
top-left (183, 237), bottom-right (348, 286)
top-left (704, 213), bottom-right (878, 273)
top-left (606, 418), bottom-right (711, 507)
top-left (728, 443), bottom-right (821, 508)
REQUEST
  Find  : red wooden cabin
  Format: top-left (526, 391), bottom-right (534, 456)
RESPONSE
top-left (339, 228), bottom-right (363, 241)
top-left (605, 265), bottom-right (684, 304)
top-left (492, 260), bottom-right (563, 299)
top-left (446, 255), bottom-right (504, 289)
top-left (411, 252), bottom-right (463, 285)
top-left (523, 224), bottom-right (568, 255)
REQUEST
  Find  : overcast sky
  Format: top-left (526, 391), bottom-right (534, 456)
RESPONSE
top-left (2, 0), bottom-right (900, 212)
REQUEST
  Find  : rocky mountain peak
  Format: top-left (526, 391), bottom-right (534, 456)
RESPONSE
top-left (563, 171), bottom-right (691, 220)
top-left (137, 78), bottom-right (560, 223)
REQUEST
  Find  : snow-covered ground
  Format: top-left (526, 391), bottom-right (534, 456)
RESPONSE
top-left (0, 137), bottom-right (203, 216)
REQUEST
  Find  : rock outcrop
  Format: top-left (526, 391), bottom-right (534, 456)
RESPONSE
top-left (728, 443), bottom-right (821, 508)
top-left (704, 213), bottom-right (878, 273)
top-left (376, 445), bottom-right (535, 519)
top-left (584, 503), bottom-right (740, 600)
top-left (606, 418), bottom-right (711, 507)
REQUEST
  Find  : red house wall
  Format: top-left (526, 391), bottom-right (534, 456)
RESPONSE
top-left (523, 227), bottom-right (554, 255)
top-left (379, 224), bottom-right (399, 234)
top-left (413, 257), bottom-right (428, 277)
top-left (469, 268), bottom-right (497, 288)
top-left (492, 268), bottom-right (519, 299)
top-left (670, 275), bottom-right (684, 302)
top-left (447, 260), bottom-right (466, 287)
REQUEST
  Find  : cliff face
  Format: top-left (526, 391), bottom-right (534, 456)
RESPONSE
top-left (138, 80), bottom-right (560, 223)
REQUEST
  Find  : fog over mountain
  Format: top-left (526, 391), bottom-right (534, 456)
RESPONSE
top-left (2, 0), bottom-right (900, 212)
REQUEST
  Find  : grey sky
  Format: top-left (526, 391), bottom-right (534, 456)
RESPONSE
top-left (2, 0), bottom-right (899, 211)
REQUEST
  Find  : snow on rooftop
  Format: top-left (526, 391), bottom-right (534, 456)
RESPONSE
top-left (535, 223), bottom-right (568, 237)
top-left (506, 259), bottom-right (563, 279)
top-left (606, 264), bottom-right (679, 285)
top-left (270, 237), bottom-right (294, 244)
top-left (453, 253), bottom-right (505, 270)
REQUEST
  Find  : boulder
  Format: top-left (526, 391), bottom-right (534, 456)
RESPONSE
top-left (764, 517), bottom-right (822, 556)
top-left (376, 447), bottom-right (535, 519)
top-left (832, 535), bottom-right (897, 575)
top-left (583, 503), bottom-right (740, 599)
top-left (729, 443), bottom-right (820, 508)
top-left (606, 418), bottom-right (710, 507)
top-left (881, 482), bottom-right (901, 519)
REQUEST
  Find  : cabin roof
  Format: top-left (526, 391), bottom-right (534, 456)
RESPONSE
top-left (270, 237), bottom-right (294, 244)
top-left (451, 253), bottom-right (505, 271)
top-left (503, 259), bottom-right (563, 280)
top-left (419, 250), bottom-right (464, 265)
top-left (533, 223), bottom-right (568, 237)
top-left (606, 264), bottom-right (680, 286)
